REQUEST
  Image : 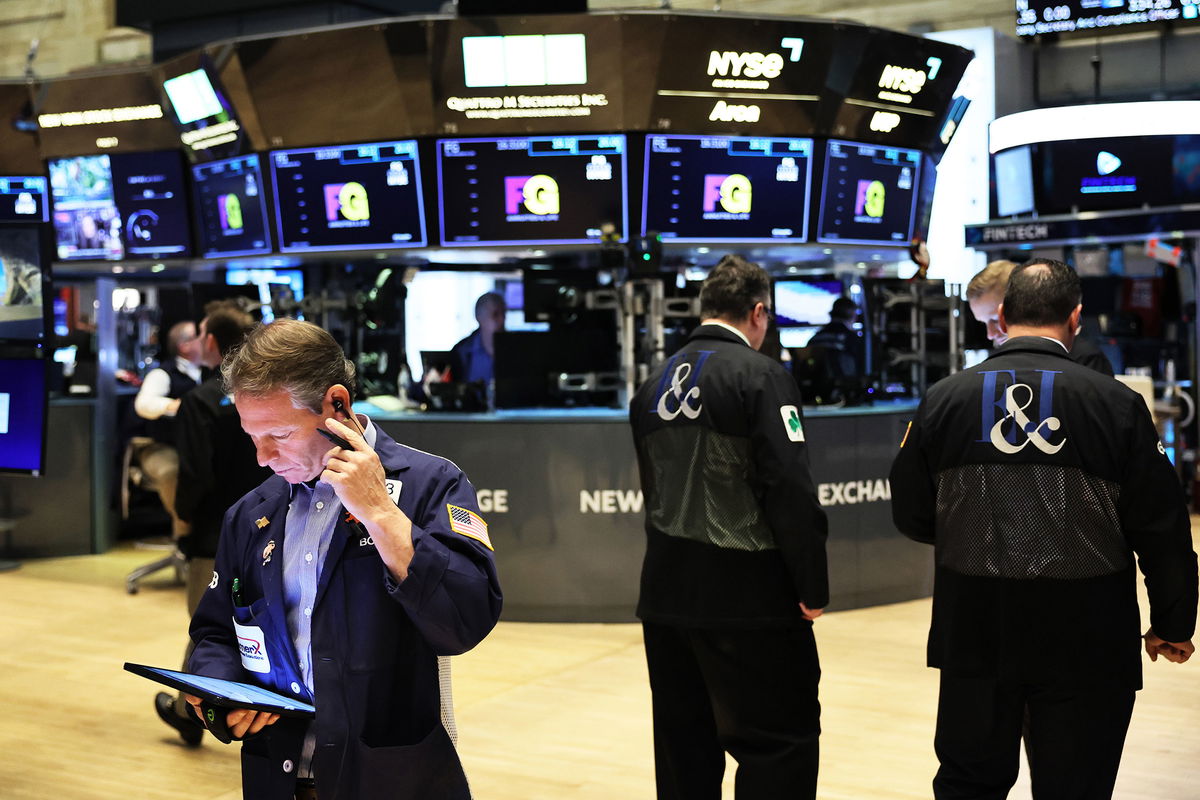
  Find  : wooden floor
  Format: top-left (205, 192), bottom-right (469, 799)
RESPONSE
top-left (1, 531), bottom-right (1198, 800)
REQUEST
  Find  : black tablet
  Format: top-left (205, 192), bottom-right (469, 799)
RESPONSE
top-left (124, 662), bottom-right (316, 718)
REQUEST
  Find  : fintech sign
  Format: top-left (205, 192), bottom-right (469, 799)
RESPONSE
top-left (1016, 0), bottom-right (1200, 37)
top-left (435, 17), bottom-right (622, 134)
top-left (642, 135), bottom-right (813, 242)
top-left (437, 135), bottom-right (628, 246)
top-left (649, 17), bottom-right (831, 134)
top-left (269, 140), bottom-right (427, 252)
top-left (0, 177), bottom-right (49, 223)
top-left (817, 140), bottom-right (921, 246)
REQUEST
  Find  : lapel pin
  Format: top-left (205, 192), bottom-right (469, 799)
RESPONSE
top-left (262, 540), bottom-right (276, 566)
top-left (256, 516), bottom-right (270, 529)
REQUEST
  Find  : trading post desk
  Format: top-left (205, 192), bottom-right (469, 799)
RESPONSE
top-left (363, 400), bottom-right (923, 623)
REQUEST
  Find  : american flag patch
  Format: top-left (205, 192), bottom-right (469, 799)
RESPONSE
top-left (447, 504), bottom-right (493, 550)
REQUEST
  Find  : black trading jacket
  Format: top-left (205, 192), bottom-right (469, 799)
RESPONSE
top-left (630, 324), bottom-right (829, 628)
top-left (890, 336), bottom-right (1198, 688)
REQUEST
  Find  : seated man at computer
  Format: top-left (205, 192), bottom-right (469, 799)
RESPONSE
top-left (449, 292), bottom-right (506, 384)
top-left (808, 297), bottom-right (864, 377)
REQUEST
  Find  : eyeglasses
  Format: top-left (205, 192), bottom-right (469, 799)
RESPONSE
top-left (760, 303), bottom-right (776, 324)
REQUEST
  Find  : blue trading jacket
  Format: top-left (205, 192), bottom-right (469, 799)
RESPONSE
top-left (188, 426), bottom-right (502, 800)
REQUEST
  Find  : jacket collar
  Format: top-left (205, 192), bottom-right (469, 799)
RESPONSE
top-left (986, 335), bottom-right (1073, 363)
top-left (689, 323), bottom-right (752, 348)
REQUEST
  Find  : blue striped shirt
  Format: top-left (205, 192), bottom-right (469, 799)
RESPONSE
top-left (284, 419), bottom-right (377, 776)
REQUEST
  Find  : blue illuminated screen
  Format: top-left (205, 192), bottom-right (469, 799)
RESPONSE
top-left (270, 140), bottom-right (427, 252)
top-left (437, 135), bottom-right (628, 246)
top-left (642, 135), bottom-right (813, 242)
top-left (0, 177), bottom-right (49, 223)
top-left (817, 140), bottom-right (921, 246)
top-left (0, 357), bottom-right (47, 474)
top-left (192, 154), bottom-right (271, 257)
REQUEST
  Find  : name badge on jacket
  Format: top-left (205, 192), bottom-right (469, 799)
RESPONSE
top-left (234, 620), bottom-right (272, 674)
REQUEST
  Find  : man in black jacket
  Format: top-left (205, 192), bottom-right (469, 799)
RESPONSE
top-left (630, 254), bottom-right (829, 800)
top-left (890, 258), bottom-right (1197, 799)
top-left (155, 302), bottom-right (270, 744)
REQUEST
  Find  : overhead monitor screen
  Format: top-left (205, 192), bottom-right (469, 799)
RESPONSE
top-left (270, 140), bottom-right (427, 252)
top-left (1017, 1), bottom-right (1199, 37)
top-left (437, 135), bottom-right (628, 246)
top-left (192, 154), bottom-right (271, 258)
top-left (49, 151), bottom-right (192, 260)
top-left (642, 135), bottom-right (814, 242)
top-left (0, 355), bottom-right (47, 475)
top-left (1039, 136), bottom-right (1174, 213)
top-left (0, 177), bottom-right (49, 223)
top-left (994, 145), bottom-right (1035, 217)
top-left (0, 228), bottom-right (45, 342)
top-left (162, 65), bottom-right (244, 161)
top-left (816, 140), bottom-right (921, 246)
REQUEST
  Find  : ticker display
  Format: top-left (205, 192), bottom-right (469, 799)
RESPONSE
top-left (0, 177), bottom-right (48, 223)
top-left (817, 140), bottom-right (921, 246)
top-left (1017, 0), bottom-right (1200, 37)
top-left (642, 135), bottom-right (813, 242)
top-left (270, 140), bottom-right (427, 252)
top-left (1037, 136), bottom-right (1176, 214)
top-left (437, 135), bottom-right (627, 246)
top-left (192, 154), bottom-right (271, 258)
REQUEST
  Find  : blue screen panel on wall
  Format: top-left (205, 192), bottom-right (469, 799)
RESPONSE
top-left (49, 151), bottom-right (192, 261)
top-left (993, 145), bottom-right (1035, 217)
top-left (816, 140), bottom-right (921, 246)
top-left (642, 135), bottom-right (813, 243)
top-left (192, 154), bottom-right (272, 258)
top-left (437, 135), bottom-right (628, 246)
top-left (0, 355), bottom-right (47, 475)
top-left (269, 140), bottom-right (427, 253)
top-left (0, 177), bottom-right (49, 223)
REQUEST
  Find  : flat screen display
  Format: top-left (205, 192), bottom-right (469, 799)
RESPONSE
top-left (0, 177), bottom-right (49, 223)
top-left (1039, 136), bottom-right (1174, 213)
top-left (162, 64), bottom-right (246, 162)
top-left (816, 140), bottom-right (921, 246)
top-left (225, 267), bottom-right (303, 323)
top-left (437, 135), bottom-right (627, 246)
top-left (192, 154), bottom-right (271, 257)
top-left (1017, 1), bottom-right (1200, 37)
top-left (774, 277), bottom-right (843, 328)
top-left (269, 140), bottom-right (427, 252)
top-left (49, 151), bottom-right (192, 260)
top-left (642, 135), bottom-right (813, 242)
top-left (0, 356), bottom-right (47, 475)
top-left (994, 145), bottom-right (1036, 217)
top-left (0, 228), bottom-right (46, 342)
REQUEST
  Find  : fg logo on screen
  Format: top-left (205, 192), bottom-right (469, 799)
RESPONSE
top-left (855, 179), bottom-right (885, 220)
top-left (217, 193), bottom-right (243, 233)
top-left (702, 173), bottom-right (752, 215)
top-left (504, 175), bottom-right (560, 217)
top-left (323, 181), bottom-right (370, 227)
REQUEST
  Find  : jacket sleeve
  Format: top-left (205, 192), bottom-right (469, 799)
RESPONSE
top-left (750, 368), bottom-right (830, 609)
top-left (385, 467), bottom-right (502, 655)
top-left (1119, 395), bottom-right (1199, 643)
top-left (888, 403), bottom-right (937, 545)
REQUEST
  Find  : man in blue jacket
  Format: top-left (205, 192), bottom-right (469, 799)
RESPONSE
top-left (187, 318), bottom-right (502, 800)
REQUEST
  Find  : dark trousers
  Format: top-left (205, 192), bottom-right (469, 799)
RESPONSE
top-left (933, 672), bottom-right (1136, 800)
top-left (642, 622), bottom-right (821, 800)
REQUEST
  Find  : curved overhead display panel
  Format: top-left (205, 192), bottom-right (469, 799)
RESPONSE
top-left (34, 70), bottom-right (180, 158)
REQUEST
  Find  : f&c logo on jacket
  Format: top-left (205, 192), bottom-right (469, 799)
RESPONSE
top-left (977, 369), bottom-right (1066, 455)
top-left (655, 352), bottom-right (714, 421)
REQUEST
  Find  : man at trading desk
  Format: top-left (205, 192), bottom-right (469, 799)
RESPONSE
top-left (792, 296), bottom-right (865, 405)
top-left (186, 319), bottom-right (502, 800)
top-left (449, 291), bottom-right (506, 384)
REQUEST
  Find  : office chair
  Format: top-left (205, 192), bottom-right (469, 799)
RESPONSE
top-left (121, 436), bottom-right (186, 594)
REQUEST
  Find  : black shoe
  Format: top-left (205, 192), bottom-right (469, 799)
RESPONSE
top-left (155, 691), bottom-right (203, 746)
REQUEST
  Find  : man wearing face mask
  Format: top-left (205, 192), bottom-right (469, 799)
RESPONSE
top-left (966, 259), bottom-right (1114, 376)
top-left (186, 318), bottom-right (502, 800)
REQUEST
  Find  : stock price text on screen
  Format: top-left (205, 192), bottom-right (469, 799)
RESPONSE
top-left (1016, 0), bottom-right (1199, 37)
top-left (437, 135), bottom-right (628, 246)
top-left (642, 136), bottom-right (813, 242)
top-left (270, 140), bottom-right (427, 252)
top-left (817, 140), bottom-right (921, 246)
top-left (192, 154), bottom-right (271, 258)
